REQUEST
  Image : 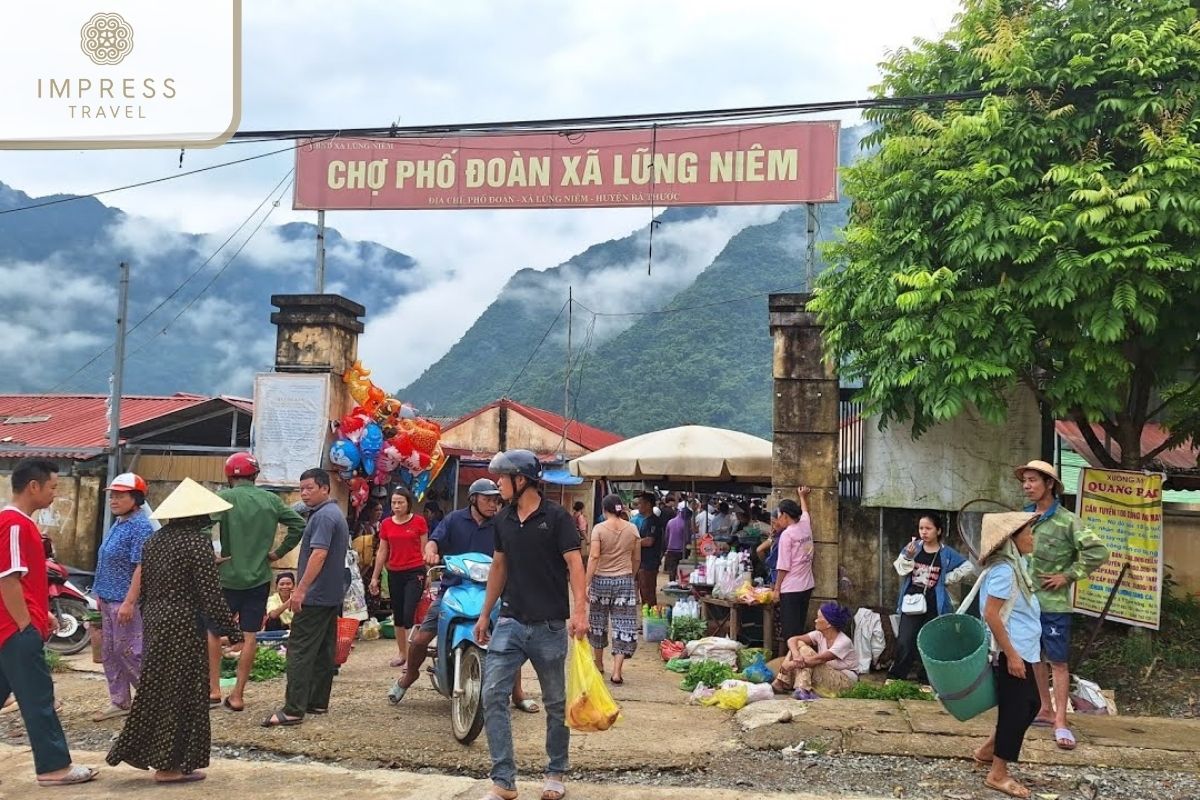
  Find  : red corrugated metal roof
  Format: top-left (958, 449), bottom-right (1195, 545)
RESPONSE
top-left (443, 398), bottom-right (623, 453)
top-left (1056, 420), bottom-right (1197, 471)
top-left (0, 393), bottom-right (253, 459)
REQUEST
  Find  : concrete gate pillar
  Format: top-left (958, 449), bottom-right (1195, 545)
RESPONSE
top-left (265, 294), bottom-right (365, 566)
top-left (769, 293), bottom-right (839, 620)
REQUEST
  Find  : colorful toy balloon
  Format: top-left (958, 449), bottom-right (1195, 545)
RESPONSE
top-left (348, 476), bottom-right (370, 510)
top-left (329, 438), bottom-right (361, 481)
top-left (359, 422), bottom-right (384, 475)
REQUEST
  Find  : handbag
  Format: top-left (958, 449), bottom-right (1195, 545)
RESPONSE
top-left (901, 593), bottom-right (928, 615)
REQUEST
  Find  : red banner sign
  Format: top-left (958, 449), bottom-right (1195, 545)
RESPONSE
top-left (293, 121), bottom-right (839, 211)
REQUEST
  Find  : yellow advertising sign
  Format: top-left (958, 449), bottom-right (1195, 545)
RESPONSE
top-left (1072, 468), bottom-right (1164, 630)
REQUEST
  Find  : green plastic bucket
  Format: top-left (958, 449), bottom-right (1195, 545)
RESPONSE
top-left (917, 614), bottom-right (996, 722)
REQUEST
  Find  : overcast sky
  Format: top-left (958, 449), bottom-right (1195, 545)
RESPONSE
top-left (0, 0), bottom-right (962, 389)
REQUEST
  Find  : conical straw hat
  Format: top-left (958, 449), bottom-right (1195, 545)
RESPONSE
top-left (150, 477), bottom-right (232, 521)
top-left (979, 511), bottom-right (1040, 562)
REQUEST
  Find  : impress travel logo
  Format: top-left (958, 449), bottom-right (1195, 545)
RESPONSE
top-left (1, 3), bottom-right (241, 148)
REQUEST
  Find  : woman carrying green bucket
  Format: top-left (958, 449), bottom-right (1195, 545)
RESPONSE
top-left (972, 511), bottom-right (1044, 799)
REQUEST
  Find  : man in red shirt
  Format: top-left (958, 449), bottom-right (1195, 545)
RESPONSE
top-left (1, 459), bottom-right (98, 787)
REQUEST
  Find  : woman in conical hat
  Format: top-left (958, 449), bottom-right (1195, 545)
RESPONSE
top-left (972, 511), bottom-right (1042, 798)
top-left (106, 479), bottom-right (241, 785)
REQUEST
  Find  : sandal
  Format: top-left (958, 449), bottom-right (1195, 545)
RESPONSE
top-left (480, 790), bottom-right (518, 800)
top-left (389, 658), bottom-right (406, 668)
top-left (513, 698), bottom-right (541, 713)
top-left (609, 675), bottom-right (623, 685)
top-left (983, 775), bottom-right (1031, 798)
top-left (208, 695), bottom-right (222, 708)
top-left (1054, 727), bottom-right (1077, 751)
top-left (307, 707), bottom-right (329, 715)
top-left (542, 777), bottom-right (566, 800)
top-left (260, 710), bottom-right (303, 728)
top-left (1030, 713), bottom-right (1054, 728)
top-left (222, 697), bottom-right (244, 713)
top-left (36, 765), bottom-right (99, 787)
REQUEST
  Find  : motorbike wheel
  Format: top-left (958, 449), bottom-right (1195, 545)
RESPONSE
top-left (47, 599), bottom-right (90, 656)
top-left (451, 645), bottom-right (486, 745)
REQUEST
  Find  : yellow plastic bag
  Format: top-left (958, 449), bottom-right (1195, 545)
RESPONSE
top-left (565, 640), bottom-right (622, 732)
top-left (699, 684), bottom-right (748, 711)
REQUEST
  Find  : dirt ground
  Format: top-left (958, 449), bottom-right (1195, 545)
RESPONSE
top-left (39, 637), bottom-right (733, 773)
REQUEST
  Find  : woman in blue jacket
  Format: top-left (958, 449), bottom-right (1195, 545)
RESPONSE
top-left (887, 512), bottom-right (974, 683)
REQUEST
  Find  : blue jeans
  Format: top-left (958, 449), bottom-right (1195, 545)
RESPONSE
top-left (0, 626), bottom-right (72, 775)
top-left (482, 617), bottom-right (569, 791)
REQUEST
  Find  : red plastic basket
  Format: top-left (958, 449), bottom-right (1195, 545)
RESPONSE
top-left (334, 617), bottom-right (359, 665)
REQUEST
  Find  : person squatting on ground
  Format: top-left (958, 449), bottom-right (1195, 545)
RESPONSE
top-left (261, 468), bottom-right (349, 728)
top-left (387, 478), bottom-right (536, 711)
top-left (106, 479), bottom-right (242, 785)
top-left (585, 493), bottom-right (640, 685)
top-left (370, 485), bottom-right (428, 668)
top-left (887, 512), bottom-right (974, 684)
top-left (1015, 460), bottom-right (1108, 752)
top-left (474, 449), bottom-right (589, 800)
top-left (0, 459), bottom-right (99, 788)
top-left (773, 486), bottom-right (815, 642)
top-left (92, 472), bottom-right (155, 722)
top-left (208, 453), bottom-right (306, 713)
top-left (972, 511), bottom-right (1045, 799)
top-left (771, 601), bottom-right (859, 699)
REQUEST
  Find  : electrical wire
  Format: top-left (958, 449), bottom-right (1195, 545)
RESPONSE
top-left (12, 170), bottom-right (297, 415)
top-left (120, 174), bottom-right (294, 366)
top-left (571, 287), bottom-right (797, 318)
top-left (0, 136), bottom-right (331, 217)
top-left (503, 298), bottom-right (570, 399)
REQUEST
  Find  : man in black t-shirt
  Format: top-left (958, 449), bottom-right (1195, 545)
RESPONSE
top-left (474, 450), bottom-right (587, 800)
top-left (635, 492), bottom-right (665, 605)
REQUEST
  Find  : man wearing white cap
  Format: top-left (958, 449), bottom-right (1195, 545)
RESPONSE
top-left (1014, 459), bottom-right (1108, 751)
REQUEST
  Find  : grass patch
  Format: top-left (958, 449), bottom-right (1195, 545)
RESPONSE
top-left (44, 650), bottom-right (66, 673)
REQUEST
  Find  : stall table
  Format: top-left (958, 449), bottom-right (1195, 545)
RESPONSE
top-left (699, 596), bottom-right (773, 654)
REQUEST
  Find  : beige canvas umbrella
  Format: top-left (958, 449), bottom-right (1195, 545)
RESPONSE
top-left (568, 425), bottom-right (772, 482)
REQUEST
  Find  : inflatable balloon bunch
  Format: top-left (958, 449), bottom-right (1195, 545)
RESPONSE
top-left (331, 361), bottom-right (448, 510)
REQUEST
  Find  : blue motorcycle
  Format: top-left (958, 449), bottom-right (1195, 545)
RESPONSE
top-left (424, 552), bottom-right (497, 744)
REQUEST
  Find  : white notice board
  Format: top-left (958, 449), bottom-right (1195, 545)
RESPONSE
top-left (252, 373), bottom-right (332, 486)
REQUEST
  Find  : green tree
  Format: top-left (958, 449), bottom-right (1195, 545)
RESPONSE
top-left (812, 0), bottom-right (1200, 468)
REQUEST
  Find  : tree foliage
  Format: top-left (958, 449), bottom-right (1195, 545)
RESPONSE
top-left (812, 0), bottom-right (1200, 468)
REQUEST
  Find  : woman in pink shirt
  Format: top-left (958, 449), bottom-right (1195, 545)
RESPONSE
top-left (772, 486), bottom-right (815, 643)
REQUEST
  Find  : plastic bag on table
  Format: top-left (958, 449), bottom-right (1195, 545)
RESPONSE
top-left (566, 640), bottom-right (622, 732)
top-left (660, 639), bottom-right (685, 661)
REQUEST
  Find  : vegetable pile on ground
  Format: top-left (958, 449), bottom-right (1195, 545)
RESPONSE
top-left (220, 646), bottom-right (287, 681)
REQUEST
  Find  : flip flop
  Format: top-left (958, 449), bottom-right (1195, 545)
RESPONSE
top-left (983, 775), bottom-right (1031, 798)
top-left (1054, 726), bottom-right (1077, 750)
top-left (36, 765), bottom-right (99, 787)
top-left (222, 697), bottom-right (244, 713)
top-left (542, 778), bottom-right (566, 800)
top-left (155, 771), bottom-right (206, 784)
top-left (260, 710), bottom-right (303, 728)
top-left (208, 696), bottom-right (222, 708)
top-left (514, 698), bottom-right (541, 713)
top-left (1030, 714), bottom-right (1054, 728)
top-left (609, 675), bottom-right (624, 685)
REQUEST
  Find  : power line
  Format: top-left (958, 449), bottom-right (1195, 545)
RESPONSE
top-left (572, 287), bottom-right (797, 318)
top-left (122, 174), bottom-right (295, 366)
top-left (503, 298), bottom-right (570, 399)
top-left (14, 170), bottom-right (297, 415)
top-left (0, 137), bottom-right (330, 217)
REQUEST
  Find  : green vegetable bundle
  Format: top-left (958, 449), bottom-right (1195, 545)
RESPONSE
top-left (220, 646), bottom-right (288, 682)
top-left (840, 679), bottom-right (934, 701)
top-left (665, 657), bottom-right (692, 673)
top-left (737, 647), bottom-right (770, 670)
top-left (669, 616), bottom-right (706, 643)
top-left (681, 659), bottom-right (734, 691)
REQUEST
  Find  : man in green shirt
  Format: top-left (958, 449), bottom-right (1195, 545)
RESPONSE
top-left (1015, 459), bottom-right (1109, 751)
top-left (207, 453), bottom-right (306, 712)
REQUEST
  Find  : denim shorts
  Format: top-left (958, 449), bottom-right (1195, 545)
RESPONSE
top-left (1039, 612), bottom-right (1073, 664)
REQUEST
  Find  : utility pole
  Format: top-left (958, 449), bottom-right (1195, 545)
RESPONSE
top-left (805, 202), bottom-right (818, 292)
top-left (564, 286), bottom-right (572, 422)
top-left (102, 261), bottom-right (131, 535)
top-left (315, 209), bottom-right (326, 293)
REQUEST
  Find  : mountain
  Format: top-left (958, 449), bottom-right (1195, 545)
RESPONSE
top-left (400, 124), bottom-right (866, 437)
top-left (0, 182), bottom-right (417, 396)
